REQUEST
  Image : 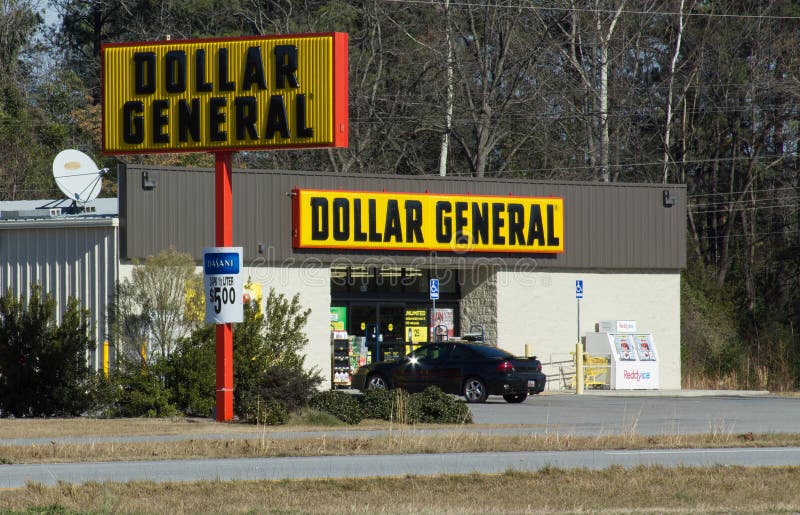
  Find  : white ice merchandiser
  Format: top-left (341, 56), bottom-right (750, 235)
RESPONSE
top-left (585, 320), bottom-right (659, 390)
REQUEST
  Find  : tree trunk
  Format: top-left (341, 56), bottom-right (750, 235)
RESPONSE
top-left (662, 0), bottom-right (685, 184)
top-left (438, 0), bottom-right (454, 177)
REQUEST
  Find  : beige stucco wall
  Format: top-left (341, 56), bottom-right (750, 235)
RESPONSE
top-left (242, 265), bottom-right (332, 384)
top-left (496, 270), bottom-right (681, 390)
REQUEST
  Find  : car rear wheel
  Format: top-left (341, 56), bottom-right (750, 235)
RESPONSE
top-left (502, 393), bottom-right (527, 403)
top-left (366, 374), bottom-right (389, 390)
top-left (463, 377), bottom-right (488, 403)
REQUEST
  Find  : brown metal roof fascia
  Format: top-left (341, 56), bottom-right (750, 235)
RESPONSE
top-left (121, 165), bottom-right (686, 271)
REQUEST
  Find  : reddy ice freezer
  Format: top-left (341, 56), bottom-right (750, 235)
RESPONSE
top-left (585, 327), bottom-right (659, 390)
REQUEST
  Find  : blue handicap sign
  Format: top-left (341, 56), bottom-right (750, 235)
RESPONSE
top-left (430, 278), bottom-right (440, 300)
top-left (576, 279), bottom-right (584, 299)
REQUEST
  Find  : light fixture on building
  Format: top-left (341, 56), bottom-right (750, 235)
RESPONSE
top-left (662, 189), bottom-right (675, 207)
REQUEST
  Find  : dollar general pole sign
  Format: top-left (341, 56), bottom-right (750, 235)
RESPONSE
top-left (101, 33), bottom-right (348, 154)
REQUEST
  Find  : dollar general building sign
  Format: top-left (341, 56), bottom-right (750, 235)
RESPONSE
top-left (292, 189), bottom-right (564, 254)
top-left (101, 33), bottom-right (348, 154)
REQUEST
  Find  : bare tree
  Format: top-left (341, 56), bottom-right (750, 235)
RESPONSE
top-left (112, 248), bottom-right (203, 361)
top-left (449, 3), bottom-right (548, 177)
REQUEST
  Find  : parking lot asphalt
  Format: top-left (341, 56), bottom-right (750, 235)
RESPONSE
top-left (467, 390), bottom-right (797, 436)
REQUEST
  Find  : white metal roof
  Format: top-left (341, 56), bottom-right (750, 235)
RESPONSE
top-left (0, 198), bottom-right (118, 222)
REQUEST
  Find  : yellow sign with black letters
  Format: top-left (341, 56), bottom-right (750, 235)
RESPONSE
top-left (102, 33), bottom-right (348, 154)
top-left (292, 189), bottom-right (564, 254)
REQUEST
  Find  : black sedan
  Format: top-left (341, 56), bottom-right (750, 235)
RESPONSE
top-left (351, 342), bottom-right (547, 403)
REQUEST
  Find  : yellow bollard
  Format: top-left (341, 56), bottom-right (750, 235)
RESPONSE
top-left (103, 341), bottom-right (109, 378)
top-left (575, 342), bottom-right (584, 395)
top-left (524, 343), bottom-right (530, 358)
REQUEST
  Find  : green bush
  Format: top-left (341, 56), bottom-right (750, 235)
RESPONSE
top-left (360, 388), bottom-right (394, 420)
top-left (106, 358), bottom-right (179, 418)
top-left (288, 408), bottom-right (347, 427)
top-left (311, 387), bottom-right (473, 425)
top-left (164, 326), bottom-right (216, 417)
top-left (309, 390), bottom-right (364, 425)
top-left (238, 365), bottom-right (322, 424)
top-left (0, 288), bottom-right (95, 417)
top-left (240, 399), bottom-right (290, 425)
top-left (85, 374), bottom-right (123, 418)
top-left (407, 387), bottom-right (473, 424)
top-left (233, 289), bottom-right (320, 422)
top-left (360, 388), bottom-right (412, 422)
top-left (247, 365), bottom-right (322, 410)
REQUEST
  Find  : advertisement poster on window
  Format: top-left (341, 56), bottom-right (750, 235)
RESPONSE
top-left (330, 306), bottom-right (347, 332)
top-left (404, 309), bottom-right (428, 343)
top-left (430, 308), bottom-right (454, 341)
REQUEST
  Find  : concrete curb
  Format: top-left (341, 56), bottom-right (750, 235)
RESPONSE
top-left (542, 389), bottom-right (772, 397)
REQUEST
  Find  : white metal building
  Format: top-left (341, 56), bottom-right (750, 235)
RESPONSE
top-left (0, 199), bottom-right (119, 371)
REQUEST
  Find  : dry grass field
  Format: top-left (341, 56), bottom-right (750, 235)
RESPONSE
top-left (1, 429), bottom-right (799, 465)
top-left (1, 417), bottom-right (799, 464)
top-left (2, 418), bottom-right (800, 513)
top-left (2, 466), bottom-right (800, 513)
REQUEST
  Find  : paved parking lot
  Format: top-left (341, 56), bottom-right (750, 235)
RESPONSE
top-left (469, 391), bottom-right (799, 436)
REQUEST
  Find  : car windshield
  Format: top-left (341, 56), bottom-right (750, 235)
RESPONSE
top-left (469, 345), bottom-right (514, 359)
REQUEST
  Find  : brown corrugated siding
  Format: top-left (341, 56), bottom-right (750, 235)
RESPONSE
top-left (121, 165), bottom-right (686, 270)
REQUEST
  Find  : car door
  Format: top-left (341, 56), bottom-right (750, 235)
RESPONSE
top-left (440, 344), bottom-right (478, 394)
top-left (395, 344), bottom-right (447, 392)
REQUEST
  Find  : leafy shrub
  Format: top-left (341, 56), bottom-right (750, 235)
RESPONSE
top-left (360, 388), bottom-right (411, 423)
top-left (360, 388), bottom-right (394, 420)
top-left (233, 289), bottom-right (319, 422)
top-left (407, 387), bottom-right (473, 424)
top-left (248, 365), bottom-right (322, 411)
top-left (288, 408), bottom-right (346, 427)
top-left (312, 387), bottom-right (473, 425)
top-left (240, 399), bottom-right (290, 425)
top-left (85, 374), bottom-right (123, 418)
top-left (309, 390), bottom-right (363, 425)
top-left (106, 358), bottom-right (179, 418)
top-left (164, 325), bottom-right (215, 417)
top-left (107, 281), bottom-right (321, 422)
top-left (238, 365), bottom-right (323, 424)
top-left (0, 288), bottom-right (95, 417)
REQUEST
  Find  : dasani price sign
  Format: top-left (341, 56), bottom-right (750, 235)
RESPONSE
top-left (204, 247), bottom-right (244, 324)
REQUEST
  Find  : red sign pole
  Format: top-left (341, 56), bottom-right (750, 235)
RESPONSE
top-left (215, 151), bottom-right (234, 422)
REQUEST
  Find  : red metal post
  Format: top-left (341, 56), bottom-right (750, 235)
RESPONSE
top-left (215, 151), bottom-right (234, 422)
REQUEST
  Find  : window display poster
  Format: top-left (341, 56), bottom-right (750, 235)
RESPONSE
top-left (404, 309), bottom-right (428, 343)
top-left (633, 334), bottom-right (656, 361)
top-left (613, 334), bottom-right (637, 361)
top-left (430, 308), bottom-right (454, 341)
top-left (330, 306), bottom-right (347, 332)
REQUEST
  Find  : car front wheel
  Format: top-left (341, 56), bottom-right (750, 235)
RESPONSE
top-left (502, 393), bottom-right (527, 403)
top-left (366, 374), bottom-right (389, 390)
top-left (463, 377), bottom-right (488, 403)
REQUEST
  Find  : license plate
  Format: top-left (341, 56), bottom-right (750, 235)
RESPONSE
top-left (527, 380), bottom-right (536, 388)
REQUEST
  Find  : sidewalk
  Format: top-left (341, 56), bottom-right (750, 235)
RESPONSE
top-left (544, 389), bottom-right (772, 397)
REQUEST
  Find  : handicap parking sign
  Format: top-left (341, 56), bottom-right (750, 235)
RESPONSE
top-left (430, 278), bottom-right (440, 300)
top-left (576, 279), bottom-right (584, 299)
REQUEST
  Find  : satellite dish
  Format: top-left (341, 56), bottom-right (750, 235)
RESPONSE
top-left (52, 149), bottom-right (106, 203)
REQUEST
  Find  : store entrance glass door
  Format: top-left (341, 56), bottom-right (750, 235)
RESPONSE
top-left (350, 303), bottom-right (406, 363)
top-left (379, 304), bottom-right (405, 361)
